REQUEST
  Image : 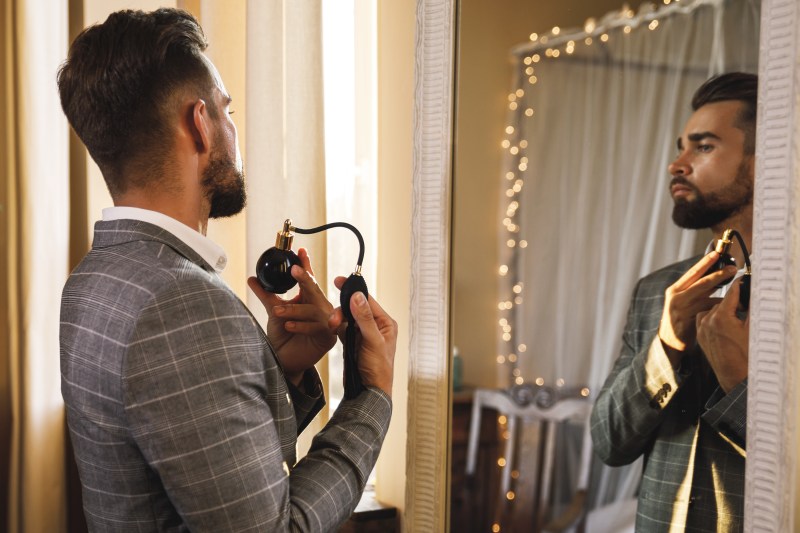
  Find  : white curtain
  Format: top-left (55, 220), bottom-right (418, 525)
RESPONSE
top-left (497, 0), bottom-right (759, 510)
top-left (2, 0), bottom-right (70, 531)
top-left (245, 0), bottom-right (330, 452)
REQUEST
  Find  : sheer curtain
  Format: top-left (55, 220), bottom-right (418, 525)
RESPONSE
top-left (1, 0), bottom-right (70, 531)
top-left (245, 0), bottom-right (330, 453)
top-left (496, 0), bottom-right (760, 510)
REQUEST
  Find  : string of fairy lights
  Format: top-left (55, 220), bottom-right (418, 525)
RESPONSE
top-left (490, 1), bottom-right (705, 529)
top-left (496, 0), bottom-right (697, 389)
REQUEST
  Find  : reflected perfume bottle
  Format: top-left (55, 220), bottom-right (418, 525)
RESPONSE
top-left (704, 229), bottom-right (737, 287)
top-left (702, 228), bottom-right (752, 311)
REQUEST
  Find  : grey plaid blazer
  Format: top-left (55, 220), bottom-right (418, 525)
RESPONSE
top-left (591, 256), bottom-right (746, 532)
top-left (60, 219), bottom-right (392, 532)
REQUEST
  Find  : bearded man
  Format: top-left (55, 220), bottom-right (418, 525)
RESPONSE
top-left (591, 72), bottom-right (756, 533)
top-left (58, 9), bottom-right (396, 532)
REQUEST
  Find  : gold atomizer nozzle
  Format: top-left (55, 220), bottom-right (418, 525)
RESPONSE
top-left (275, 219), bottom-right (295, 250)
top-left (714, 229), bottom-right (734, 254)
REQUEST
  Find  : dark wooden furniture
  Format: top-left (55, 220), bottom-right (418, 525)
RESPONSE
top-left (450, 389), bottom-right (501, 532)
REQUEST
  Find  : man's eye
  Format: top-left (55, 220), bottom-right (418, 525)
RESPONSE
top-left (697, 144), bottom-right (713, 153)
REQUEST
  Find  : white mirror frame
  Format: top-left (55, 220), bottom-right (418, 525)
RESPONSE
top-left (406, 0), bottom-right (456, 531)
top-left (747, 0), bottom-right (800, 530)
top-left (409, 0), bottom-right (800, 531)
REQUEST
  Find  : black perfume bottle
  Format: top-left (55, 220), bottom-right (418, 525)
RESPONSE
top-left (256, 219), bottom-right (368, 399)
top-left (255, 220), bottom-right (301, 294)
top-left (704, 229), bottom-right (737, 287)
top-left (703, 228), bottom-right (752, 312)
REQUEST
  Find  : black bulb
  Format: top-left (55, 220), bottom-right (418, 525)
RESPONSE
top-left (738, 273), bottom-right (751, 311)
top-left (340, 274), bottom-right (369, 322)
top-left (256, 247), bottom-right (301, 294)
top-left (704, 253), bottom-right (737, 288)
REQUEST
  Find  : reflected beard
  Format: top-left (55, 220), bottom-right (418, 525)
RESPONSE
top-left (671, 161), bottom-right (753, 229)
top-left (203, 151), bottom-right (246, 219)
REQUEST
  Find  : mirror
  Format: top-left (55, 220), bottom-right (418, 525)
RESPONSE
top-left (409, 0), bottom-right (800, 530)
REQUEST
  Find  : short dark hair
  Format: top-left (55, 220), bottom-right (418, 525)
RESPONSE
top-left (691, 72), bottom-right (758, 155)
top-left (57, 8), bottom-right (215, 196)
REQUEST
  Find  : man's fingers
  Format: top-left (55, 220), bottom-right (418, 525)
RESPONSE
top-left (290, 264), bottom-right (329, 306)
top-left (673, 252), bottom-right (723, 290)
top-left (696, 309), bottom-right (711, 329)
top-left (247, 277), bottom-right (284, 312)
top-left (273, 303), bottom-right (331, 324)
top-left (297, 247), bottom-right (315, 277)
top-left (349, 292), bottom-right (382, 343)
top-left (719, 277), bottom-right (741, 312)
top-left (328, 308), bottom-right (345, 331)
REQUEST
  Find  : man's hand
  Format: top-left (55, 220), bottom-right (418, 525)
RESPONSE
top-left (333, 276), bottom-right (397, 397)
top-left (248, 248), bottom-right (341, 386)
top-left (658, 252), bottom-right (736, 366)
top-left (696, 279), bottom-right (749, 393)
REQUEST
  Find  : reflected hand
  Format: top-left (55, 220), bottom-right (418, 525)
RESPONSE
top-left (658, 252), bottom-right (736, 365)
top-left (248, 248), bottom-right (341, 386)
top-left (696, 278), bottom-right (749, 393)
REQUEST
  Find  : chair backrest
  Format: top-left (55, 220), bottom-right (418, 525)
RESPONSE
top-left (465, 386), bottom-right (591, 532)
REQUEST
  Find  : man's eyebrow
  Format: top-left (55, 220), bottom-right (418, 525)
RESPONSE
top-left (687, 131), bottom-right (721, 143)
top-left (677, 131), bottom-right (722, 151)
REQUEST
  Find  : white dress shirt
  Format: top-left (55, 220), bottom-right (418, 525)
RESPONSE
top-left (102, 206), bottom-right (228, 273)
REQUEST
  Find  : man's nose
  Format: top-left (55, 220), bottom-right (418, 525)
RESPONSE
top-left (668, 154), bottom-right (690, 176)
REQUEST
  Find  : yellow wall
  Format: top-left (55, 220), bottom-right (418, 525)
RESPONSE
top-left (375, 0), bottom-right (415, 514)
top-left (452, 0), bottom-right (628, 389)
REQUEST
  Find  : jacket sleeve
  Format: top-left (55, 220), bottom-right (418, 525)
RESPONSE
top-left (701, 380), bottom-right (747, 453)
top-left (590, 278), bottom-right (690, 466)
top-left (123, 276), bottom-right (391, 532)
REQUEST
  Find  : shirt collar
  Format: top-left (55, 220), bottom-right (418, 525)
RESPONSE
top-left (102, 207), bottom-right (228, 273)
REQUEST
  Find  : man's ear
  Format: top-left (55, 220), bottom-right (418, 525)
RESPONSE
top-left (188, 99), bottom-right (211, 154)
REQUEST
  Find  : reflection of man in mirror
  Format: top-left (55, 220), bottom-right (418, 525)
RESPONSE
top-left (58, 8), bottom-right (397, 531)
top-left (591, 72), bottom-right (756, 532)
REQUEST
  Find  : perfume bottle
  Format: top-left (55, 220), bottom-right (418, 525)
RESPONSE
top-left (704, 229), bottom-right (737, 288)
top-left (255, 220), bottom-right (301, 294)
top-left (255, 219), bottom-right (368, 399)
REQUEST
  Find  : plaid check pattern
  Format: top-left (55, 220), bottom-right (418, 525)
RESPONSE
top-left (60, 219), bottom-right (392, 532)
top-left (591, 256), bottom-right (746, 532)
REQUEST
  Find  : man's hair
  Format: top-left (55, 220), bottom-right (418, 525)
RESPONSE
top-left (691, 72), bottom-right (758, 155)
top-left (57, 8), bottom-right (216, 196)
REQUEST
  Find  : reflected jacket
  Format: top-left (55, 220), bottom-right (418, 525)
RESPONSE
top-left (590, 256), bottom-right (746, 532)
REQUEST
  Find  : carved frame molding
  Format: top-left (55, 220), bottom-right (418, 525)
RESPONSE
top-left (747, 0), bottom-right (800, 530)
top-left (406, 0), bottom-right (457, 531)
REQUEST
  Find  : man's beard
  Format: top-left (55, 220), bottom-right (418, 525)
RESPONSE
top-left (671, 160), bottom-right (753, 229)
top-left (202, 148), bottom-right (246, 219)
